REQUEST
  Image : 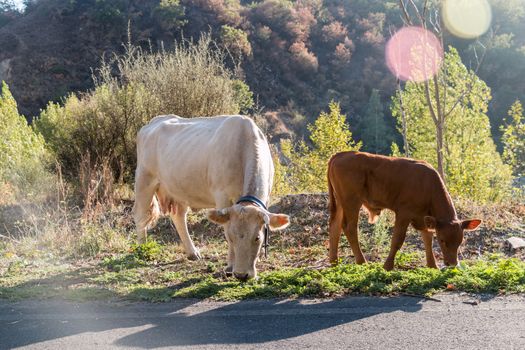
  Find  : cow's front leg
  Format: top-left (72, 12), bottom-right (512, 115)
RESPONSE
top-left (383, 215), bottom-right (410, 271)
top-left (420, 229), bottom-right (438, 269)
top-left (213, 191), bottom-right (234, 273)
top-left (170, 204), bottom-right (201, 260)
top-left (342, 201), bottom-right (366, 264)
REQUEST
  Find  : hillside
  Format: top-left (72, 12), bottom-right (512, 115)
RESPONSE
top-left (1, 0), bottom-right (525, 146)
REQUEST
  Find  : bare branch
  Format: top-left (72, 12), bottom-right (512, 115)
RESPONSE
top-left (443, 82), bottom-right (472, 119)
top-left (398, 0), bottom-right (413, 25)
top-left (422, 0), bottom-right (429, 20)
top-left (408, 0), bottom-right (425, 26)
top-left (473, 42), bottom-right (487, 74)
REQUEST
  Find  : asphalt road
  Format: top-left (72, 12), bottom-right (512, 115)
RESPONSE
top-left (1, 294), bottom-right (524, 349)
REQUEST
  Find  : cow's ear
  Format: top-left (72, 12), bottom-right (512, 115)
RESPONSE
top-left (424, 216), bottom-right (437, 230)
top-left (461, 219), bottom-right (481, 231)
top-left (207, 208), bottom-right (231, 225)
top-left (268, 213), bottom-right (290, 230)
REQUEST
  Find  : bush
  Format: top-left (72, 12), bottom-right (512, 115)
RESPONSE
top-left (0, 82), bottom-right (53, 203)
top-left (220, 24), bottom-right (252, 57)
top-left (35, 34), bottom-right (254, 184)
top-left (501, 100), bottom-right (525, 178)
top-left (275, 101), bottom-right (361, 194)
top-left (154, 0), bottom-right (186, 31)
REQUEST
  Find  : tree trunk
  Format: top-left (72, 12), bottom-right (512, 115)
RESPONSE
top-left (436, 121), bottom-right (445, 180)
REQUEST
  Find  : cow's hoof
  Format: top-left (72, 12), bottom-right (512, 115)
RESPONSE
top-left (225, 266), bottom-right (233, 276)
top-left (187, 251), bottom-right (202, 261)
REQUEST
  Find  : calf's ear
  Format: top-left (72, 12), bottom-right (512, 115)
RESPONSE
top-left (207, 208), bottom-right (231, 225)
top-left (268, 213), bottom-right (290, 230)
top-left (461, 219), bottom-right (481, 231)
top-left (424, 216), bottom-right (437, 230)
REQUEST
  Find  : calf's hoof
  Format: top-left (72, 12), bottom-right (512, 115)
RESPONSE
top-left (427, 262), bottom-right (438, 269)
top-left (383, 260), bottom-right (394, 271)
top-left (355, 256), bottom-right (367, 265)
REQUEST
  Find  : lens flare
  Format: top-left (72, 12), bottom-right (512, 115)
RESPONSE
top-left (385, 26), bottom-right (443, 82)
top-left (442, 0), bottom-right (492, 39)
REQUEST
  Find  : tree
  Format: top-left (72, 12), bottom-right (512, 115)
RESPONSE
top-left (277, 101), bottom-right (361, 193)
top-left (359, 89), bottom-right (394, 154)
top-left (0, 82), bottom-right (51, 202)
top-left (391, 50), bottom-right (512, 202)
top-left (397, 0), bottom-right (488, 180)
top-left (501, 100), bottom-right (525, 177)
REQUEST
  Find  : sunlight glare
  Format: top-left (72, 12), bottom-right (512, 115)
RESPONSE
top-left (442, 0), bottom-right (492, 39)
top-left (385, 26), bottom-right (443, 82)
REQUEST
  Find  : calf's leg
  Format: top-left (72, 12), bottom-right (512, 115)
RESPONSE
top-left (421, 230), bottom-right (438, 269)
top-left (383, 216), bottom-right (410, 271)
top-left (328, 205), bottom-right (344, 264)
top-left (170, 203), bottom-right (201, 260)
top-left (342, 202), bottom-right (367, 264)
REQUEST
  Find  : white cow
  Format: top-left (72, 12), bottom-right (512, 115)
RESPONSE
top-left (133, 115), bottom-right (290, 280)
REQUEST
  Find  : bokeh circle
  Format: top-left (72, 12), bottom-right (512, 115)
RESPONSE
top-left (385, 26), bottom-right (444, 82)
top-left (442, 0), bottom-right (492, 39)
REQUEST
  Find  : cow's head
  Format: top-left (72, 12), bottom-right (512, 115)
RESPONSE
top-left (424, 216), bottom-right (481, 266)
top-left (207, 204), bottom-right (290, 281)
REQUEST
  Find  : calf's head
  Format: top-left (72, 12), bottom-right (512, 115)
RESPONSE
top-left (208, 204), bottom-right (290, 281)
top-left (424, 216), bottom-right (481, 266)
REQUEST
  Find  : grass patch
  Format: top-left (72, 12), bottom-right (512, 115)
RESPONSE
top-left (1, 247), bottom-right (523, 302)
top-left (1, 194), bottom-right (524, 302)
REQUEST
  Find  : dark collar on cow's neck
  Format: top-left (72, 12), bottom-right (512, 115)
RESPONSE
top-left (236, 195), bottom-right (270, 258)
top-left (236, 195), bottom-right (267, 210)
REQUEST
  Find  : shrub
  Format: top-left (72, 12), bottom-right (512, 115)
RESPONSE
top-left (501, 100), bottom-right (525, 178)
top-left (289, 41), bottom-right (318, 73)
top-left (35, 34), bottom-right (254, 184)
top-left (93, 0), bottom-right (127, 26)
top-left (321, 21), bottom-right (348, 44)
top-left (154, 0), bottom-right (186, 31)
top-left (220, 24), bottom-right (252, 57)
top-left (275, 101), bottom-right (361, 194)
top-left (0, 82), bottom-right (52, 203)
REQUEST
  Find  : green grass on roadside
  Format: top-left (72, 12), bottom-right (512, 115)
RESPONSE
top-left (1, 248), bottom-right (524, 301)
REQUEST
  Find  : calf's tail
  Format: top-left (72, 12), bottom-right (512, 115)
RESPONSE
top-left (327, 156), bottom-right (337, 216)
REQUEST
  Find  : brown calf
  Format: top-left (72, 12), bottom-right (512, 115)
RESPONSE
top-left (327, 151), bottom-right (481, 270)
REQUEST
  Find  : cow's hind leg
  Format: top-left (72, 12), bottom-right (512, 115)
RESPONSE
top-left (133, 171), bottom-right (159, 244)
top-left (329, 203), bottom-right (344, 265)
top-left (421, 230), bottom-right (438, 269)
top-left (383, 215), bottom-right (410, 271)
top-left (170, 203), bottom-right (201, 260)
top-left (342, 201), bottom-right (367, 265)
